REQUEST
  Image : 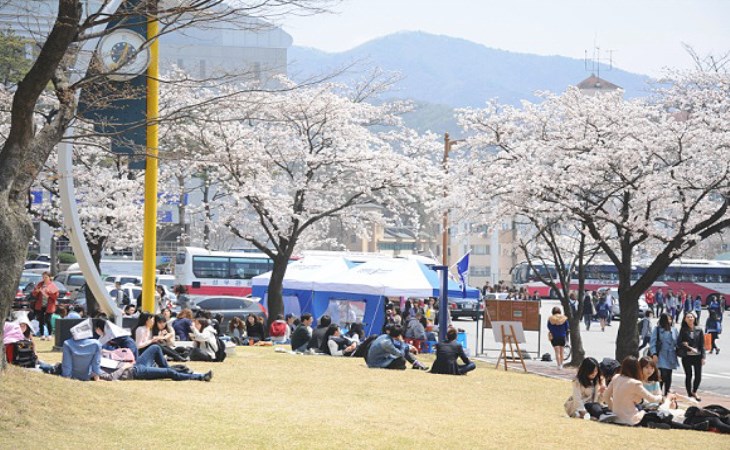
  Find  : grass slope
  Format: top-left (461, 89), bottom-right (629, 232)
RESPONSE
top-left (1, 342), bottom-right (725, 449)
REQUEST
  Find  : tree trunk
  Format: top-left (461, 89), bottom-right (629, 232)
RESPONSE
top-left (266, 252), bottom-right (290, 326)
top-left (0, 200), bottom-right (35, 370)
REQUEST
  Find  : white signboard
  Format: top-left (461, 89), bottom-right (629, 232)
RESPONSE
top-left (491, 321), bottom-right (526, 344)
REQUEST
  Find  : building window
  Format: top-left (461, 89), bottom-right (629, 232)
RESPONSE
top-left (472, 245), bottom-right (490, 255)
top-left (378, 242), bottom-right (416, 251)
top-left (470, 266), bottom-right (490, 277)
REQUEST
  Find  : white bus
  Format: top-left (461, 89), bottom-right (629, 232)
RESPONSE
top-left (175, 247), bottom-right (276, 297)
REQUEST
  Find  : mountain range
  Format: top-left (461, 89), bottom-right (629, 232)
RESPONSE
top-left (288, 31), bottom-right (653, 132)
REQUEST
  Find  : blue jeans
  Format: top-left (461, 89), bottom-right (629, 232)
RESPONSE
top-left (458, 362), bottom-right (476, 375)
top-left (133, 345), bottom-right (201, 381)
top-left (103, 336), bottom-right (139, 360)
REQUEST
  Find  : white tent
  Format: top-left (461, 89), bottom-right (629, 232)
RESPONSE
top-left (251, 256), bottom-right (353, 292)
top-left (312, 257), bottom-right (477, 298)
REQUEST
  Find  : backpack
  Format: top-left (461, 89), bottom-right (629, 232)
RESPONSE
top-left (270, 321), bottom-right (287, 337)
top-left (210, 336), bottom-right (227, 362)
top-left (101, 347), bottom-right (136, 364)
top-left (10, 340), bottom-right (37, 368)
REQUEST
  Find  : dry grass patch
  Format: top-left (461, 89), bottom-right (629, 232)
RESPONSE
top-left (0, 341), bottom-right (726, 449)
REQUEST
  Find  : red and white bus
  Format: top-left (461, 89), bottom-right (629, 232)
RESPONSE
top-left (175, 247), bottom-right (276, 297)
top-left (511, 259), bottom-right (730, 304)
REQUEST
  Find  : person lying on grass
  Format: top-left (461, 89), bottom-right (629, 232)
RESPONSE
top-left (98, 344), bottom-right (212, 382)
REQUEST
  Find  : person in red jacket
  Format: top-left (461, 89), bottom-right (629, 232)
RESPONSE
top-left (31, 271), bottom-right (59, 340)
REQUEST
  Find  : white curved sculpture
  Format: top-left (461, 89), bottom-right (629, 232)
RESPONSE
top-left (58, 0), bottom-right (125, 322)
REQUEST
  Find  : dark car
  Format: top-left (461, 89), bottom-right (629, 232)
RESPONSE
top-left (449, 297), bottom-right (484, 320)
top-left (191, 296), bottom-right (267, 329)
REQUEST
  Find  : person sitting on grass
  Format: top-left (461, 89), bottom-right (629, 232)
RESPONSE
top-left (189, 318), bottom-right (218, 361)
top-left (269, 314), bottom-right (290, 344)
top-left (61, 320), bottom-right (104, 381)
top-left (366, 324), bottom-right (429, 371)
top-left (309, 315), bottom-right (332, 352)
top-left (290, 313), bottom-right (313, 353)
top-left (323, 324), bottom-right (358, 357)
top-left (151, 314), bottom-right (188, 362)
top-left (346, 322), bottom-right (365, 343)
top-left (603, 356), bottom-right (707, 430)
top-left (430, 327), bottom-right (475, 376)
top-left (245, 313), bottom-right (265, 345)
top-left (228, 316), bottom-right (247, 346)
top-left (564, 357), bottom-right (606, 419)
top-left (100, 344), bottom-right (212, 382)
top-left (134, 312), bottom-right (163, 356)
top-left (173, 308), bottom-right (194, 341)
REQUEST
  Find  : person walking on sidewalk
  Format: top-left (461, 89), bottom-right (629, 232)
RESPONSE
top-left (547, 307), bottom-right (570, 370)
top-left (655, 289), bottom-right (665, 316)
top-left (596, 296), bottom-right (610, 332)
top-left (638, 310), bottom-right (653, 353)
top-left (677, 312), bottom-right (706, 401)
top-left (649, 313), bottom-right (679, 396)
top-left (582, 292), bottom-right (595, 331)
top-left (705, 311), bottom-right (721, 355)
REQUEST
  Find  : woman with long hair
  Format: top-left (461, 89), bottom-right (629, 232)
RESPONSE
top-left (564, 357), bottom-right (606, 419)
top-left (604, 356), bottom-right (704, 430)
top-left (649, 313), bottom-right (679, 395)
top-left (677, 312), bottom-right (706, 401)
top-left (189, 318), bottom-right (217, 361)
top-left (228, 316), bottom-right (246, 345)
top-left (245, 314), bottom-right (264, 344)
top-left (134, 312), bottom-right (159, 355)
top-left (31, 271), bottom-right (59, 340)
top-left (151, 314), bottom-right (188, 362)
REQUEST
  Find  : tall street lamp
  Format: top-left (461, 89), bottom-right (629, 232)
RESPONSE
top-left (442, 132), bottom-right (464, 267)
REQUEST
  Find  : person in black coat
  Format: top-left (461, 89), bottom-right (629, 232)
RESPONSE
top-left (308, 315), bottom-right (332, 352)
top-left (430, 327), bottom-right (475, 375)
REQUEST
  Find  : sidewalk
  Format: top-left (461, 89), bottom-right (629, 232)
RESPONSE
top-left (474, 355), bottom-right (730, 408)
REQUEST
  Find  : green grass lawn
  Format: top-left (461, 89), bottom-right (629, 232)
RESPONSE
top-left (1, 341), bottom-right (726, 449)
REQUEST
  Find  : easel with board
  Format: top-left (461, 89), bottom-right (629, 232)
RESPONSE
top-left (492, 320), bottom-right (527, 372)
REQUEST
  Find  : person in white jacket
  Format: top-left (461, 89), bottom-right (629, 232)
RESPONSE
top-left (189, 318), bottom-right (218, 361)
top-left (564, 357), bottom-right (606, 418)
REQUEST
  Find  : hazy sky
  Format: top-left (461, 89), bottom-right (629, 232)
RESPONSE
top-left (282, 0), bottom-right (729, 76)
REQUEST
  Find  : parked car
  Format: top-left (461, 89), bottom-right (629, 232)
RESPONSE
top-left (23, 260), bottom-right (51, 274)
top-left (449, 297), bottom-right (484, 320)
top-left (156, 274), bottom-right (176, 289)
top-left (15, 272), bottom-right (42, 309)
top-left (53, 271), bottom-right (86, 296)
top-left (191, 296), bottom-right (266, 329)
top-left (103, 274), bottom-right (143, 286)
top-left (597, 287), bottom-right (650, 319)
top-left (73, 283), bottom-right (143, 310)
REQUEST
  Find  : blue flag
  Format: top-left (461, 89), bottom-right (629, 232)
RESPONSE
top-left (456, 252), bottom-right (470, 298)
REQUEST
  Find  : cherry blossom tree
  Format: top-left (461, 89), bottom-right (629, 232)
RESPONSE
top-left (163, 80), bottom-right (442, 321)
top-left (453, 71), bottom-right (730, 361)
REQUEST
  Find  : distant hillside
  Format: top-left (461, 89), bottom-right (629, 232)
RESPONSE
top-left (288, 32), bottom-right (652, 132)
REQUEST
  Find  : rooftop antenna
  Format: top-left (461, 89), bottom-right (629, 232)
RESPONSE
top-left (584, 41), bottom-right (614, 80)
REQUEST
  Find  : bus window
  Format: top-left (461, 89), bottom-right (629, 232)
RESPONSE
top-left (193, 256), bottom-right (229, 278)
top-left (230, 257), bottom-right (272, 280)
top-left (705, 273), bottom-right (719, 283)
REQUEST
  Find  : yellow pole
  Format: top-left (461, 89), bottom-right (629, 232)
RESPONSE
top-left (142, 11), bottom-right (159, 313)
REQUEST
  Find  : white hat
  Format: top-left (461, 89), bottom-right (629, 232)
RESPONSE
top-left (13, 311), bottom-right (33, 328)
top-left (70, 318), bottom-right (93, 340)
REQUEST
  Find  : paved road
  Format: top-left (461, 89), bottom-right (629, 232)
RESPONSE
top-left (452, 299), bottom-right (730, 397)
